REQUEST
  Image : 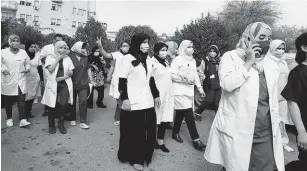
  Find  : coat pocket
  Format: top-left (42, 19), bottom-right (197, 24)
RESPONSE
top-left (215, 108), bottom-right (235, 138)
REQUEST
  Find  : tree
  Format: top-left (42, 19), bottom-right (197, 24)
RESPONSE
top-left (1, 18), bottom-right (43, 46)
top-left (40, 33), bottom-right (76, 48)
top-left (273, 25), bottom-right (307, 52)
top-left (173, 13), bottom-right (232, 61)
top-left (219, 0), bottom-right (282, 48)
top-left (114, 25), bottom-right (159, 55)
top-left (75, 17), bottom-right (113, 52)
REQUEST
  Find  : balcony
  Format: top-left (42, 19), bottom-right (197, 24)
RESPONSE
top-left (1, 1), bottom-right (18, 11)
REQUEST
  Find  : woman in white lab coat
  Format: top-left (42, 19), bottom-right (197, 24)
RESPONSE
top-left (41, 41), bottom-right (74, 134)
top-left (267, 39), bottom-right (295, 152)
top-left (1, 35), bottom-right (31, 127)
top-left (204, 22), bottom-right (284, 171)
top-left (152, 42), bottom-right (174, 153)
top-left (25, 41), bottom-right (43, 120)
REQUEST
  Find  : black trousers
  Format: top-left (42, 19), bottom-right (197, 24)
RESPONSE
top-left (118, 107), bottom-right (157, 166)
top-left (87, 85), bottom-right (104, 107)
top-left (157, 122), bottom-right (167, 140)
top-left (4, 87), bottom-right (26, 121)
top-left (172, 108), bottom-right (200, 140)
top-left (25, 99), bottom-right (34, 119)
top-left (195, 88), bottom-right (221, 114)
top-left (69, 88), bottom-right (88, 123)
top-left (48, 85), bottom-right (69, 127)
top-left (298, 149), bottom-right (307, 171)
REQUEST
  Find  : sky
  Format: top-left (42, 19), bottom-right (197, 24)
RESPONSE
top-left (96, 0), bottom-right (307, 35)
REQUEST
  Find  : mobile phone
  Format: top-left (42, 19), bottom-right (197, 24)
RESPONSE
top-left (247, 36), bottom-right (261, 58)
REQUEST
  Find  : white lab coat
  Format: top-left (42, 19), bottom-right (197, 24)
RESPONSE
top-left (1, 48), bottom-right (30, 96)
top-left (152, 57), bottom-right (174, 124)
top-left (26, 53), bottom-right (41, 100)
top-left (204, 50), bottom-right (284, 171)
top-left (109, 51), bottom-right (125, 99)
top-left (41, 55), bottom-right (74, 108)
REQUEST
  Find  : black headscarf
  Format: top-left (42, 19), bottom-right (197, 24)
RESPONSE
top-left (153, 42), bottom-right (168, 67)
top-left (88, 46), bottom-right (104, 70)
top-left (25, 40), bottom-right (36, 60)
top-left (129, 33), bottom-right (150, 67)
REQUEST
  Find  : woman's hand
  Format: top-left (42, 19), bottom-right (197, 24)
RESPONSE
top-left (245, 42), bottom-right (261, 64)
top-left (2, 70), bottom-right (10, 75)
top-left (107, 75), bottom-right (112, 82)
top-left (67, 70), bottom-right (73, 77)
top-left (92, 64), bottom-right (99, 71)
top-left (96, 37), bottom-right (102, 47)
top-left (154, 97), bottom-right (161, 108)
top-left (122, 99), bottom-right (131, 111)
top-left (297, 131), bottom-right (307, 151)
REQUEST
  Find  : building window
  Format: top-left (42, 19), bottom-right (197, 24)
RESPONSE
top-left (78, 22), bottom-right (82, 27)
top-left (83, 10), bottom-right (86, 16)
top-left (51, 4), bottom-right (56, 10)
top-left (56, 19), bottom-right (61, 26)
top-left (20, 14), bottom-right (25, 21)
top-left (73, 7), bottom-right (76, 14)
top-left (19, 1), bottom-right (25, 5)
top-left (57, 5), bottom-right (61, 12)
top-left (78, 9), bottom-right (82, 15)
top-left (26, 1), bottom-right (31, 6)
top-left (72, 21), bottom-right (76, 28)
top-left (34, 0), bottom-right (39, 7)
top-left (51, 18), bottom-right (56, 25)
top-left (34, 16), bottom-right (39, 22)
top-left (26, 15), bottom-right (32, 22)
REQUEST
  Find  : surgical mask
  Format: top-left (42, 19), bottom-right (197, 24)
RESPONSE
top-left (275, 49), bottom-right (285, 58)
top-left (209, 52), bottom-right (217, 58)
top-left (81, 48), bottom-right (87, 55)
top-left (257, 41), bottom-right (270, 55)
top-left (185, 47), bottom-right (194, 56)
top-left (159, 51), bottom-right (167, 58)
top-left (94, 52), bottom-right (100, 56)
top-left (120, 47), bottom-right (129, 54)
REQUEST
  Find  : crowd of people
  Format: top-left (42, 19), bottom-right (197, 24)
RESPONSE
top-left (1, 21), bottom-right (307, 171)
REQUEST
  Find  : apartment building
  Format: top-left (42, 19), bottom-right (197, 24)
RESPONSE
top-left (2, 0), bottom-right (96, 37)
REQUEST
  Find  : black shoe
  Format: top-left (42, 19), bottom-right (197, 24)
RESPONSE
top-left (49, 126), bottom-right (56, 134)
top-left (193, 140), bottom-right (206, 151)
top-left (172, 133), bottom-right (183, 143)
top-left (156, 144), bottom-right (170, 153)
top-left (42, 112), bottom-right (48, 117)
top-left (195, 115), bottom-right (202, 122)
top-left (154, 141), bottom-right (159, 149)
top-left (165, 123), bottom-right (173, 130)
top-left (58, 124), bottom-right (67, 134)
top-left (97, 103), bottom-right (107, 108)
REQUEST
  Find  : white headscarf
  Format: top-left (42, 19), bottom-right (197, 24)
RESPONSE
top-left (71, 41), bottom-right (86, 55)
top-left (267, 39), bottom-right (286, 62)
top-left (178, 40), bottom-right (194, 61)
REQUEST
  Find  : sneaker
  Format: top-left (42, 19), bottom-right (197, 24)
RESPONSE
top-left (6, 119), bottom-right (13, 127)
top-left (70, 121), bottom-right (77, 126)
top-left (132, 164), bottom-right (144, 171)
top-left (283, 144), bottom-right (295, 152)
top-left (97, 103), bottom-right (107, 108)
top-left (80, 123), bottom-right (89, 129)
top-left (19, 119), bottom-right (31, 127)
top-left (114, 121), bottom-right (120, 126)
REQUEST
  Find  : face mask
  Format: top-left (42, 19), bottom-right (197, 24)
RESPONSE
top-left (10, 42), bottom-right (20, 49)
top-left (159, 51), bottom-right (167, 58)
top-left (209, 52), bottom-right (217, 58)
top-left (121, 47), bottom-right (129, 54)
top-left (94, 52), bottom-right (100, 56)
top-left (185, 48), bottom-right (194, 56)
top-left (256, 41), bottom-right (270, 55)
top-left (275, 49), bottom-right (285, 58)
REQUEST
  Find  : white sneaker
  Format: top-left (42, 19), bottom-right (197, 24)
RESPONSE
top-left (6, 119), bottom-right (13, 127)
top-left (70, 121), bottom-right (77, 126)
top-left (114, 121), bottom-right (120, 126)
top-left (19, 119), bottom-right (31, 127)
top-left (283, 144), bottom-right (295, 152)
top-left (80, 123), bottom-right (89, 129)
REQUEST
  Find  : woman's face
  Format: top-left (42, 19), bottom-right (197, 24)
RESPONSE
top-left (10, 38), bottom-right (21, 49)
top-left (185, 42), bottom-right (194, 56)
top-left (120, 42), bottom-right (130, 53)
top-left (275, 44), bottom-right (286, 58)
top-left (158, 47), bottom-right (168, 59)
top-left (140, 39), bottom-right (149, 53)
top-left (58, 45), bottom-right (67, 55)
top-left (209, 49), bottom-right (217, 58)
top-left (254, 28), bottom-right (272, 55)
top-left (28, 44), bottom-right (36, 53)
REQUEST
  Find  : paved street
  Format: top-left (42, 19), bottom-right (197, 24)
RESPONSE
top-left (1, 85), bottom-right (299, 171)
